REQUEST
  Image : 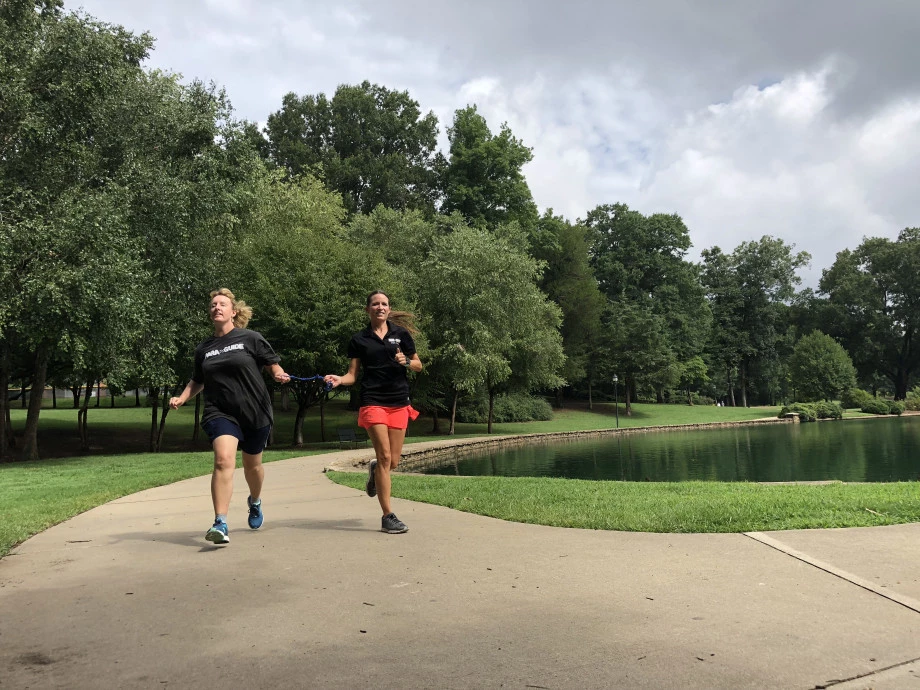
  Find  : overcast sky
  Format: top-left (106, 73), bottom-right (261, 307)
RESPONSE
top-left (75, 0), bottom-right (920, 286)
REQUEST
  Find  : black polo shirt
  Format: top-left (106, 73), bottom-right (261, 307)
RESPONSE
top-left (347, 321), bottom-right (417, 407)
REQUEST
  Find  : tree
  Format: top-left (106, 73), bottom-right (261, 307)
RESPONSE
top-left (1, 4), bottom-right (269, 459)
top-left (702, 237), bottom-right (810, 407)
top-left (531, 211), bottom-right (604, 406)
top-left (415, 224), bottom-right (563, 433)
top-left (265, 81), bottom-right (440, 215)
top-left (237, 174), bottom-right (401, 445)
top-left (439, 105), bottom-right (538, 234)
top-left (0, 6), bottom-right (153, 460)
top-left (819, 229), bottom-right (920, 399)
top-left (585, 204), bottom-right (710, 406)
top-left (787, 331), bottom-right (857, 402)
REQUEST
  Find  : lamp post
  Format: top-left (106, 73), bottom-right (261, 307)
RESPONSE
top-left (612, 374), bottom-right (619, 428)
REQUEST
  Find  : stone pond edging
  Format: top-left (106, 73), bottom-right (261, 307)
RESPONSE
top-left (322, 415), bottom-right (796, 474)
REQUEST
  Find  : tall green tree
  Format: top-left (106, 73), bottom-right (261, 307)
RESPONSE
top-left (787, 331), bottom-right (857, 402)
top-left (701, 237), bottom-right (810, 407)
top-left (265, 81), bottom-right (440, 215)
top-left (0, 5), bottom-right (152, 460)
top-left (237, 173), bottom-right (401, 444)
top-left (1, 4), bottom-right (267, 459)
top-left (585, 204), bottom-right (710, 408)
top-left (530, 210), bottom-right (604, 405)
top-left (819, 228), bottom-right (920, 398)
top-left (415, 224), bottom-right (563, 433)
top-left (439, 105), bottom-right (538, 234)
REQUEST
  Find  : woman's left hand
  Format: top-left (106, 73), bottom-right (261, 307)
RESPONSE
top-left (273, 370), bottom-right (291, 384)
top-left (396, 347), bottom-right (408, 366)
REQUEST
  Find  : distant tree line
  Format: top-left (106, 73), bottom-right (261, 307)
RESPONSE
top-left (2, 1), bottom-right (918, 460)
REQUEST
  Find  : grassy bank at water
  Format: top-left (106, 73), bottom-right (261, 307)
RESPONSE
top-left (328, 472), bottom-right (920, 533)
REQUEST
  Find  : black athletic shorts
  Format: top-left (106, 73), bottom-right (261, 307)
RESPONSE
top-left (202, 418), bottom-right (271, 455)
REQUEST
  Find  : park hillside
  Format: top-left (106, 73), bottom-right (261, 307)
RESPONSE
top-left (4, 0), bottom-right (920, 463)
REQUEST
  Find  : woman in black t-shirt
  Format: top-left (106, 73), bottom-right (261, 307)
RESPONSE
top-left (325, 291), bottom-right (422, 534)
top-left (170, 288), bottom-right (289, 545)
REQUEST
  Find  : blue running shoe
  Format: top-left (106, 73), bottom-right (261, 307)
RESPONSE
top-left (205, 518), bottom-right (230, 544)
top-left (247, 496), bottom-right (263, 530)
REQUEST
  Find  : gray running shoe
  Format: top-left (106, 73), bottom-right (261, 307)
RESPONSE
top-left (366, 460), bottom-right (378, 497)
top-left (381, 512), bottom-right (408, 534)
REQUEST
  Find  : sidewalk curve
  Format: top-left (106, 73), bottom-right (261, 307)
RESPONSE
top-left (2, 449), bottom-right (919, 689)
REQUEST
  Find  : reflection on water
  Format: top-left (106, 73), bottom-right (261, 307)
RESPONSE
top-left (422, 417), bottom-right (920, 482)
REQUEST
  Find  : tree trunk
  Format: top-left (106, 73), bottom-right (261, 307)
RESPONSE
top-left (135, 388), bottom-right (141, 407)
top-left (280, 386), bottom-right (290, 412)
top-left (193, 395), bottom-right (201, 441)
top-left (686, 385), bottom-right (692, 406)
top-left (293, 403), bottom-right (307, 446)
top-left (895, 367), bottom-right (909, 400)
top-left (155, 387), bottom-right (170, 452)
top-left (554, 387), bottom-right (564, 409)
top-left (625, 378), bottom-right (633, 417)
top-left (319, 398), bottom-right (326, 442)
top-left (71, 385), bottom-right (81, 409)
top-left (95, 380), bottom-right (101, 407)
top-left (21, 344), bottom-right (51, 462)
top-left (587, 377), bottom-right (593, 411)
top-left (656, 387), bottom-right (664, 404)
top-left (0, 341), bottom-right (10, 458)
top-left (110, 387), bottom-right (115, 407)
top-left (78, 377), bottom-right (93, 451)
top-left (727, 367), bottom-right (736, 407)
top-left (448, 390), bottom-right (459, 435)
top-left (739, 362), bottom-right (748, 408)
top-left (487, 389), bottom-right (495, 434)
top-left (148, 386), bottom-right (160, 452)
top-left (430, 408), bottom-right (441, 434)
top-left (52, 386), bottom-right (57, 409)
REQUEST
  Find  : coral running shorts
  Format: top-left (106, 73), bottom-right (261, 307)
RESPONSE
top-left (358, 405), bottom-right (420, 430)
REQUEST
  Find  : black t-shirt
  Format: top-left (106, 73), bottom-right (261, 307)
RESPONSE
top-left (192, 328), bottom-right (281, 429)
top-left (347, 321), bottom-right (417, 407)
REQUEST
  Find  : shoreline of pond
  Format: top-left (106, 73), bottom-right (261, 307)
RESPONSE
top-left (324, 412), bottom-right (920, 475)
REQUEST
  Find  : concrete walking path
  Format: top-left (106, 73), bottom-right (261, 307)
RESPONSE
top-left (2, 449), bottom-right (920, 689)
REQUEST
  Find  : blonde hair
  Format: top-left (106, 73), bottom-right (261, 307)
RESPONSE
top-left (210, 288), bottom-right (252, 329)
top-left (366, 290), bottom-right (418, 335)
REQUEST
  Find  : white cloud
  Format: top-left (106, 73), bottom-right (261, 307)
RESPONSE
top-left (70, 0), bottom-right (920, 286)
top-left (637, 63), bottom-right (907, 284)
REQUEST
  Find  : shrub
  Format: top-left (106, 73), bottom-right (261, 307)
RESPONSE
top-left (812, 401), bottom-right (844, 419)
top-left (456, 393), bottom-right (553, 424)
top-left (690, 393), bottom-right (715, 406)
top-left (887, 401), bottom-right (905, 416)
top-left (841, 387), bottom-right (872, 409)
top-left (861, 399), bottom-right (891, 415)
top-left (905, 387), bottom-right (920, 412)
top-left (779, 403), bottom-right (817, 422)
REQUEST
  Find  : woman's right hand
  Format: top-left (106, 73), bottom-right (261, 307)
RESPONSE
top-left (324, 374), bottom-right (342, 389)
top-left (169, 397), bottom-right (184, 410)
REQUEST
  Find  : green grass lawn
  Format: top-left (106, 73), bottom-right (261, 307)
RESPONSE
top-left (0, 449), bottom-right (312, 557)
top-left (4, 397), bottom-right (916, 558)
top-left (328, 472), bottom-right (920, 532)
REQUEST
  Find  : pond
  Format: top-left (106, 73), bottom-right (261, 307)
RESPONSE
top-left (420, 417), bottom-right (920, 482)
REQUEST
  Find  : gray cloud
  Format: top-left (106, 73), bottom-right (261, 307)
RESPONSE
top-left (74, 0), bottom-right (920, 286)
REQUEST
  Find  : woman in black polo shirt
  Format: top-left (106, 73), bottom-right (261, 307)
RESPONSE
top-left (325, 291), bottom-right (422, 534)
top-left (170, 288), bottom-right (290, 545)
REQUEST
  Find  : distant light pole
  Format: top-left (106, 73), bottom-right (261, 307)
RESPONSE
top-left (612, 374), bottom-right (619, 428)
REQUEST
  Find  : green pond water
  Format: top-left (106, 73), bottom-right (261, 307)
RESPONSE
top-left (421, 416), bottom-right (920, 482)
